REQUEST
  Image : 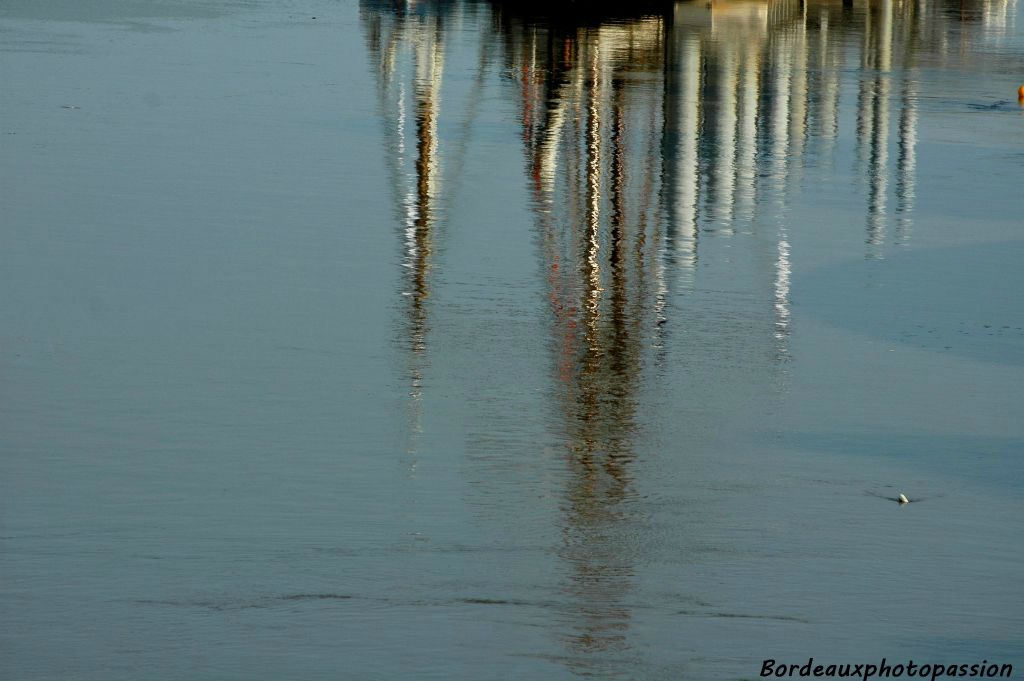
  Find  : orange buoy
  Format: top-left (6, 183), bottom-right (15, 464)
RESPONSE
top-left (1019, 84), bottom-right (1024, 100)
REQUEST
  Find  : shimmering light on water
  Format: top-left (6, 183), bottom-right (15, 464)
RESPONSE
top-left (2, 0), bottom-right (1022, 678)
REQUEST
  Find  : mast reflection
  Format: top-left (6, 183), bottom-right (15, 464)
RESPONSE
top-left (499, 15), bottom-right (666, 660)
top-left (360, 0), bottom-right (1011, 671)
top-left (362, 0), bottom-right (448, 462)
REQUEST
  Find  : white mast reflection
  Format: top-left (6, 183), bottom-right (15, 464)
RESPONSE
top-left (712, 43), bottom-right (739, 231)
top-left (735, 38), bottom-right (762, 224)
top-left (816, 6), bottom-right (843, 156)
top-left (361, 1), bottom-right (447, 466)
top-left (664, 22), bottom-right (703, 273)
top-left (895, 75), bottom-right (917, 244)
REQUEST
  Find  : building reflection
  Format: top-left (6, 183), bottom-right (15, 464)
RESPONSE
top-left (360, 0), bottom-right (1011, 670)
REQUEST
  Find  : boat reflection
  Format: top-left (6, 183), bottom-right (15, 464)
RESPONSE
top-left (359, 0), bottom-right (1014, 671)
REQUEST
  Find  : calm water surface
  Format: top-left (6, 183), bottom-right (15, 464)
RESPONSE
top-left (2, 0), bottom-right (1023, 678)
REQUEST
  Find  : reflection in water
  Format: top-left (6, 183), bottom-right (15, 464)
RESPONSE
top-left (860, 0), bottom-right (894, 255)
top-left (362, 0), bottom-right (448, 465)
top-left (896, 76), bottom-right (917, 244)
top-left (500, 17), bottom-right (666, 661)
top-left (360, 0), bottom-right (1014, 672)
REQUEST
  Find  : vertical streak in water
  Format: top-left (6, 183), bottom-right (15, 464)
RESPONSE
top-left (367, 6), bottom-right (448, 462)
top-left (981, 0), bottom-right (1017, 40)
top-left (866, 0), bottom-right (892, 256)
top-left (735, 39), bottom-right (761, 225)
top-left (405, 22), bottom-right (445, 460)
top-left (584, 34), bottom-right (605, 333)
top-left (630, 27), bottom-right (666, 346)
top-left (610, 79), bottom-right (626, 284)
top-left (713, 43), bottom-right (739, 231)
top-left (361, 6), bottom-right (447, 465)
top-left (539, 82), bottom-right (570, 196)
top-left (555, 28), bottom-right (643, 666)
top-left (788, 11), bottom-right (809, 177)
top-left (609, 77), bottom-right (629, 395)
top-left (410, 29), bottom-right (444, 330)
top-left (767, 21), bottom-right (793, 360)
top-left (531, 27), bottom-right (541, 144)
top-left (774, 236), bottom-right (792, 358)
top-left (649, 29), bottom-right (671, 347)
top-left (895, 75), bottom-right (917, 244)
top-left (634, 73), bottom-right (659, 341)
top-left (857, 0), bottom-right (876, 170)
top-left (568, 66), bottom-right (585, 262)
top-left (664, 32), bottom-right (702, 274)
top-left (437, 34), bottom-right (492, 218)
top-left (397, 83), bottom-right (406, 158)
top-left (769, 29), bottom-right (792, 194)
top-left (818, 9), bottom-right (842, 156)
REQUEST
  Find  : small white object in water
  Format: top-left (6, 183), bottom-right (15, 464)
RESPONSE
top-left (898, 493), bottom-right (910, 504)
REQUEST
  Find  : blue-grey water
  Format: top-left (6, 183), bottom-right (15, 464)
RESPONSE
top-left (2, 0), bottom-right (1023, 679)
